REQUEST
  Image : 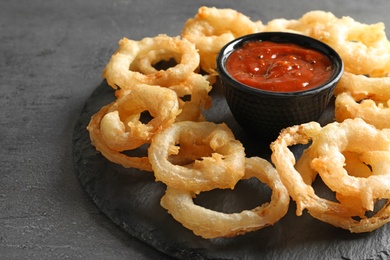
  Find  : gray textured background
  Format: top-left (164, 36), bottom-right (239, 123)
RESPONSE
top-left (1, 0), bottom-right (390, 259)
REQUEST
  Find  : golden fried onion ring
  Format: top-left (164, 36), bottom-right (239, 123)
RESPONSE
top-left (334, 72), bottom-right (390, 129)
top-left (335, 92), bottom-right (390, 130)
top-left (334, 72), bottom-right (390, 99)
top-left (87, 83), bottom-right (181, 172)
top-left (87, 104), bottom-right (152, 172)
top-left (130, 49), bottom-right (182, 75)
top-left (111, 40), bottom-right (213, 123)
top-left (115, 73), bottom-right (212, 123)
top-left (309, 118), bottom-right (390, 211)
top-left (160, 157), bottom-right (289, 239)
top-left (100, 83), bottom-right (180, 151)
top-left (148, 121), bottom-right (246, 193)
top-left (103, 34), bottom-right (200, 89)
top-left (182, 6), bottom-right (262, 76)
top-left (271, 118), bottom-right (390, 233)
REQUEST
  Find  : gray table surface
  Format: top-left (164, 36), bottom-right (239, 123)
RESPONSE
top-left (2, 0), bottom-right (390, 259)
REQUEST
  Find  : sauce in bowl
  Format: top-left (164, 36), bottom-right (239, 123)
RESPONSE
top-left (225, 41), bottom-right (334, 92)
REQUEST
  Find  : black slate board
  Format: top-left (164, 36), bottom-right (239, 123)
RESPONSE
top-left (73, 80), bottom-right (390, 260)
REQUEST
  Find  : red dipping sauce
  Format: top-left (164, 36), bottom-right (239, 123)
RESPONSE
top-left (225, 41), bottom-right (334, 92)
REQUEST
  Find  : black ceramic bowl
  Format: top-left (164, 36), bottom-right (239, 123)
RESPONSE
top-left (216, 32), bottom-right (344, 140)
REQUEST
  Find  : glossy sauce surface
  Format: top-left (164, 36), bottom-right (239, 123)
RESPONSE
top-left (225, 41), bottom-right (334, 92)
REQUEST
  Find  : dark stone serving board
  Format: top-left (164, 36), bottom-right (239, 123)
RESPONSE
top-left (73, 80), bottom-right (390, 260)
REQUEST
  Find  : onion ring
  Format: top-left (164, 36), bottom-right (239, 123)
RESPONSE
top-left (160, 157), bottom-right (290, 239)
top-left (182, 6), bottom-right (261, 77)
top-left (319, 17), bottom-right (390, 77)
top-left (99, 83), bottom-right (180, 151)
top-left (335, 92), bottom-right (390, 130)
top-left (87, 104), bottom-right (152, 172)
top-left (87, 83), bottom-right (180, 172)
top-left (309, 118), bottom-right (390, 211)
top-left (334, 72), bottom-right (390, 129)
top-left (115, 73), bottom-right (212, 122)
top-left (271, 118), bottom-right (390, 233)
top-left (334, 72), bottom-right (390, 100)
top-left (103, 34), bottom-right (200, 90)
top-left (148, 121), bottom-right (246, 193)
top-left (130, 49), bottom-right (182, 75)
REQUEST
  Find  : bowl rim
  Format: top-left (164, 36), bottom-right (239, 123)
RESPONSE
top-left (216, 32), bottom-right (344, 97)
